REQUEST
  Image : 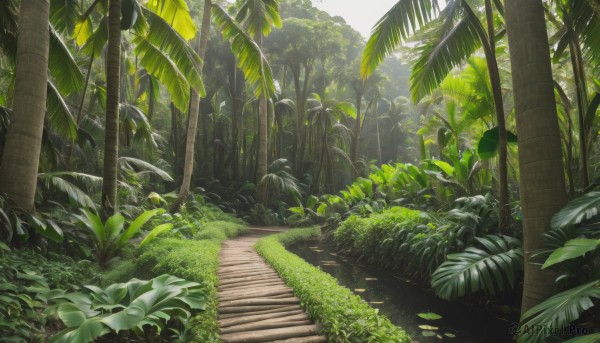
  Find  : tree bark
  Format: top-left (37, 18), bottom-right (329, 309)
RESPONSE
top-left (171, 0), bottom-right (212, 213)
top-left (0, 0), bottom-right (50, 212)
top-left (505, 0), bottom-right (567, 315)
top-left (101, 0), bottom-right (122, 219)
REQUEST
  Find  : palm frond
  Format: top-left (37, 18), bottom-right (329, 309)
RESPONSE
top-left (145, 0), bottom-right (197, 41)
top-left (49, 25), bottom-right (84, 95)
top-left (118, 156), bottom-right (174, 182)
top-left (236, 0), bottom-right (282, 38)
top-left (46, 81), bottom-right (78, 140)
top-left (520, 280), bottom-right (600, 343)
top-left (133, 39), bottom-right (191, 113)
top-left (551, 192), bottom-right (600, 229)
top-left (212, 4), bottom-right (275, 98)
top-left (38, 172), bottom-right (98, 209)
top-left (564, 333), bottom-right (600, 343)
top-left (81, 16), bottom-right (108, 57)
top-left (410, 3), bottom-right (482, 102)
top-left (133, 8), bottom-right (205, 111)
top-left (361, 0), bottom-right (439, 79)
top-left (431, 235), bottom-right (523, 300)
top-left (50, 0), bottom-right (80, 35)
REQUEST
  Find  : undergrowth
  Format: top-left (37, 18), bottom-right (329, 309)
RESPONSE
top-left (255, 228), bottom-right (411, 343)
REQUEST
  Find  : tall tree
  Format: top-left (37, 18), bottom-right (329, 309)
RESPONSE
top-left (101, 0), bottom-right (122, 218)
top-left (236, 0), bottom-right (282, 188)
top-left (0, 0), bottom-right (50, 211)
top-left (171, 0), bottom-right (212, 213)
top-left (505, 0), bottom-right (567, 315)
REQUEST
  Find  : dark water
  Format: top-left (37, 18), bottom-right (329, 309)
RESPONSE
top-left (288, 237), bottom-right (518, 343)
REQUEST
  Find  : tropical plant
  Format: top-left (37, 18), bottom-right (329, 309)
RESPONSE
top-left (431, 234), bottom-right (523, 300)
top-left (75, 208), bottom-right (172, 267)
top-left (518, 190), bottom-right (600, 342)
top-left (48, 274), bottom-right (205, 343)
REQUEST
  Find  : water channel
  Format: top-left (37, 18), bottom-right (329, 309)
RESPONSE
top-left (288, 237), bottom-right (518, 343)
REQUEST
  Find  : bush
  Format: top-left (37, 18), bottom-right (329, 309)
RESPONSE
top-left (255, 228), bottom-right (411, 343)
top-left (194, 221), bottom-right (249, 240)
top-left (333, 200), bottom-right (498, 283)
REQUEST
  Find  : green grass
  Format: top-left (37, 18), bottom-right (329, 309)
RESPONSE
top-left (255, 228), bottom-right (412, 343)
top-left (134, 219), bottom-right (249, 342)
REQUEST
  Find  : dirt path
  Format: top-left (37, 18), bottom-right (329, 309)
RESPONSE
top-left (217, 227), bottom-right (327, 343)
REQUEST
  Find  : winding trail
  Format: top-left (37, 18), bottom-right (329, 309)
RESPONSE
top-left (217, 227), bottom-right (327, 343)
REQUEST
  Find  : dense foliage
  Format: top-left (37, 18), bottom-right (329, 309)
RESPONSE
top-left (255, 228), bottom-right (411, 342)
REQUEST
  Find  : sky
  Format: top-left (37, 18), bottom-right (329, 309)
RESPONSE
top-left (312, 0), bottom-right (399, 38)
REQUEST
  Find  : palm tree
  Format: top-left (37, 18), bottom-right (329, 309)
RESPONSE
top-left (100, 0), bottom-right (122, 218)
top-left (361, 0), bottom-right (511, 232)
top-left (0, 0), bottom-right (50, 212)
top-left (505, 0), bottom-right (567, 315)
top-left (235, 0), bottom-right (282, 189)
top-left (171, 0), bottom-right (212, 213)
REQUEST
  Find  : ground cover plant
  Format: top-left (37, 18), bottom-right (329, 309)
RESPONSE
top-left (134, 219), bottom-right (249, 342)
top-left (255, 228), bottom-right (411, 342)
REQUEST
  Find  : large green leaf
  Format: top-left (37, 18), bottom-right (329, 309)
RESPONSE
top-left (477, 126), bottom-right (518, 160)
top-left (101, 304), bottom-right (145, 332)
top-left (49, 317), bottom-right (110, 343)
top-left (236, 0), bottom-right (282, 38)
top-left (431, 235), bottom-right (523, 300)
top-left (410, 2), bottom-right (482, 102)
top-left (564, 333), bottom-right (600, 343)
top-left (138, 223), bottom-right (173, 248)
top-left (47, 81), bottom-right (78, 140)
top-left (118, 208), bottom-right (164, 246)
top-left (75, 209), bottom-right (104, 243)
top-left (118, 157), bottom-right (173, 181)
top-left (57, 303), bottom-right (87, 327)
top-left (49, 26), bottom-right (84, 95)
top-left (551, 192), bottom-right (600, 229)
top-left (361, 0), bottom-right (439, 79)
top-left (145, 0), bottom-right (197, 41)
top-left (38, 172), bottom-right (97, 209)
top-left (542, 238), bottom-right (600, 269)
top-left (520, 280), bottom-right (600, 343)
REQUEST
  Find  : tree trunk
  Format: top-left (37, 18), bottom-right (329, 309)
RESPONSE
top-left (351, 91), bottom-right (363, 178)
top-left (484, 0), bottom-right (510, 233)
top-left (101, 0), bottom-right (122, 219)
top-left (505, 0), bottom-right (567, 315)
top-left (171, 0), bottom-right (212, 213)
top-left (0, 0), bottom-right (50, 212)
top-left (374, 102), bottom-right (382, 164)
top-left (257, 34), bottom-right (268, 189)
top-left (466, 0), bottom-right (511, 233)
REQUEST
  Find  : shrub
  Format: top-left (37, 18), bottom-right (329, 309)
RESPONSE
top-left (193, 221), bottom-right (249, 240)
top-left (255, 228), bottom-right (411, 343)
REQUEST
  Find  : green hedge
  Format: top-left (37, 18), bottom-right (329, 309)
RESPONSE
top-left (255, 228), bottom-right (411, 343)
top-left (135, 220), bottom-right (249, 342)
top-left (194, 221), bottom-right (249, 240)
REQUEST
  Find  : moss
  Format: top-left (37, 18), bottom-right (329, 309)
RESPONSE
top-left (255, 228), bottom-right (412, 343)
